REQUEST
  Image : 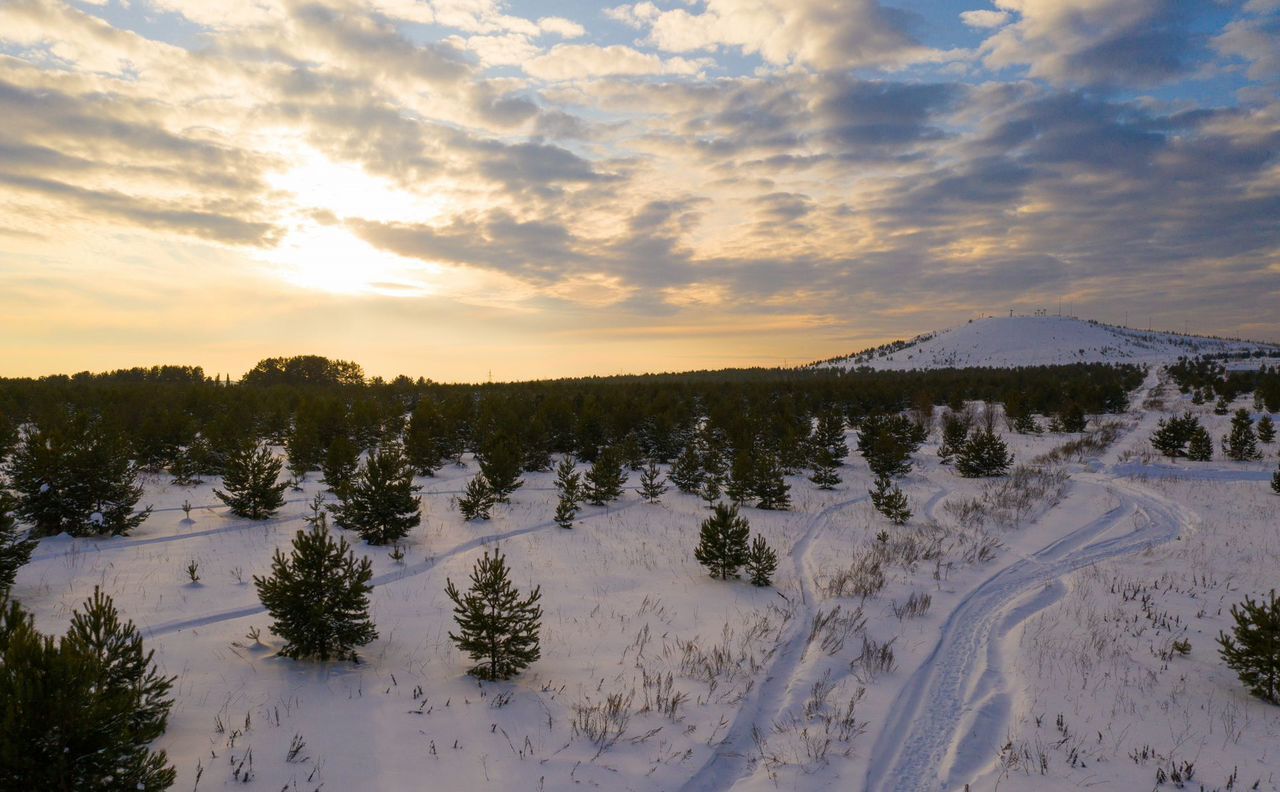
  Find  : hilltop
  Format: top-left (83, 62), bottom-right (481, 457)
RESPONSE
top-left (826, 315), bottom-right (1280, 370)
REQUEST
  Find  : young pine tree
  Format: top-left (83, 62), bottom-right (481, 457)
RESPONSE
top-left (1056, 404), bottom-right (1088, 432)
top-left (955, 430), bottom-right (1013, 478)
top-left (751, 450), bottom-right (791, 510)
top-left (445, 549), bottom-right (542, 680)
top-left (1217, 589), bottom-right (1280, 704)
top-left (584, 446), bottom-right (627, 505)
top-left (329, 444), bottom-right (422, 545)
top-left (1258, 414), bottom-right (1276, 444)
top-left (744, 534), bottom-right (778, 587)
top-left (1187, 424), bottom-right (1214, 461)
top-left (725, 450), bottom-right (754, 506)
top-left (869, 475), bottom-right (911, 525)
top-left (1271, 462), bottom-right (1280, 495)
top-left (812, 412), bottom-right (849, 462)
top-left (0, 492), bottom-right (35, 597)
top-left (285, 414), bottom-right (324, 481)
top-left (1223, 408), bottom-right (1261, 461)
top-left (1214, 396), bottom-right (1230, 416)
top-left (857, 415), bottom-right (914, 479)
top-left (938, 412), bottom-right (970, 464)
top-left (1012, 412), bottom-right (1041, 435)
top-left (322, 433), bottom-right (361, 496)
top-left (669, 444), bottom-right (704, 493)
top-left (553, 456), bottom-right (581, 528)
top-left (809, 445), bottom-right (841, 490)
top-left (478, 437), bottom-right (524, 503)
top-left (0, 589), bottom-right (176, 791)
top-left (9, 414), bottom-right (151, 537)
top-left (404, 399), bottom-right (446, 476)
top-left (254, 525), bottom-right (377, 661)
top-left (694, 502), bottom-right (750, 580)
top-left (458, 474), bottom-right (497, 521)
top-left (214, 441), bottom-right (288, 519)
top-left (637, 460), bottom-right (668, 503)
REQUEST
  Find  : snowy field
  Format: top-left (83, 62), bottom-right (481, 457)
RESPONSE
top-left (829, 316), bottom-right (1280, 371)
top-left (11, 369), bottom-right (1280, 791)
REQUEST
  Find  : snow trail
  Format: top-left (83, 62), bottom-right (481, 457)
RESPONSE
top-left (679, 493), bottom-right (868, 791)
top-left (864, 477), bottom-right (1194, 792)
top-left (142, 501), bottom-right (638, 638)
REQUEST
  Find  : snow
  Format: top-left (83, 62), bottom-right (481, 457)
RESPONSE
top-left (11, 365), bottom-right (1280, 791)
top-left (826, 315), bottom-right (1279, 370)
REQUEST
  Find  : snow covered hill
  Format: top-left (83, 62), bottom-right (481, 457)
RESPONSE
top-left (826, 316), bottom-right (1280, 370)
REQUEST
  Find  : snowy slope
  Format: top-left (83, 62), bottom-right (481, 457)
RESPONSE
top-left (827, 316), bottom-right (1279, 370)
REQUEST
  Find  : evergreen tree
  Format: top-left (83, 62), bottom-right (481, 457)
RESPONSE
top-left (458, 474), bottom-right (497, 521)
top-left (1217, 589), bottom-right (1280, 704)
top-left (618, 431), bottom-right (645, 471)
top-left (1187, 425), bottom-right (1214, 461)
top-left (955, 429), bottom-right (1013, 478)
top-left (9, 414), bottom-right (151, 537)
top-left (478, 436), bottom-right (523, 503)
top-left (1056, 404), bottom-right (1088, 432)
top-left (553, 456), bottom-right (581, 528)
top-left (1191, 389), bottom-right (1205, 405)
top-left (869, 475), bottom-right (911, 525)
top-left (445, 549), bottom-right (542, 680)
top-left (0, 590), bottom-right (176, 790)
top-left (725, 450), bottom-right (754, 505)
top-left (0, 492), bottom-right (35, 597)
top-left (254, 525), bottom-right (376, 661)
top-left (751, 450), bottom-right (790, 510)
top-left (1271, 462), bottom-right (1280, 495)
top-left (669, 444), bottom-right (704, 493)
top-left (744, 534), bottom-right (778, 587)
top-left (938, 412), bottom-right (970, 464)
top-left (694, 502), bottom-right (750, 580)
top-left (285, 413), bottom-right (323, 481)
top-left (521, 423), bottom-right (552, 473)
top-left (1214, 396), bottom-right (1230, 415)
top-left (554, 493), bottom-right (578, 529)
top-left (1256, 414), bottom-right (1275, 444)
top-left (637, 460), bottom-right (668, 503)
top-left (168, 444), bottom-right (201, 486)
top-left (1151, 412), bottom-right (1199, 457)
top-left (329, 444), bottom-right (422, 545)
top-left (1223, 408), bottom-right (1261, 461)
top-left (808, 446), bottom-right (841, 490)
top-left (811, 412), bottom-right (848, 462)
top-left (214, 441), bottom-right (288, 519)
top-left (404, 399), bottom-right (446, 476)
top-left (584, 446), bottom-right (627, 505)
top-left (857, 414), bottom-right (915, 479)
top-left (322, 433), bottom-right (360, 496)
top-left (1012, 412), bottom-right (1041, 435)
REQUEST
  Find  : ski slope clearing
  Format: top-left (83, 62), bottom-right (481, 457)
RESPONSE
top-left (827, 315), bottom-right (1279, 370)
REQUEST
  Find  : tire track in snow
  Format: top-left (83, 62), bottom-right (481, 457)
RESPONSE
top-left (864, 477), bottom-right (1195, 792)
top-left (679, 492), bottom-right (869, 792)
top-left (142, 501), bottom-right (639, 638)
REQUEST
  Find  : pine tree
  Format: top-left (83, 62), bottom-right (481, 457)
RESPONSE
top-left (322, 433), bottom-right (360, 496)
top-left (1214, 396), bottom-right (1230, 415)
top-left (669, 444), bottom-right (704, 493)
top-left (478, 437), bottom-right (523, 503)
top-left (938, 412), bottom-right (970, 464)
top-left (1056, 404), bottom-right (1088, 432)
top-left (553, 456), bottom-right (581, 528)
top-left (404, 399), bottom-right (446, 476)
top-left (285, 413), bottom-right (323, 481)
top-left (637, 460), bottom-right (668, 503)
top-left (868, 475), bottom-right (911, 525)
top-left (1271, 462), bottom-right (1280, 495)
top-left (329, 444), bottom-right (422, 545)
top-left (254, 525), bottom-right (377, 661)
top-left (1187, 425), bottom-right (1214, 461)
top-left (9, 414), bottom-right (151, 537)
top-left (445, 549), bottom-right (542, 680)
top-left (554, 494), bottom-right (578, 529)
top-left (1151, 413), bottom-right (1199, 458)
top-left (751, 450), bottom-right (790, 510)
top-left (955, 430), bottom-right (1013, 478)
top-left (1191, 389), bottom-right (1205, 405)
top-left (725, 450), bottom-right (754, 505)
top-left (1256, 414), bottom-right (1275, 444)
top-left (694, 502), bottom-right (750, 580)
top-left (214, 441), bottom-right (288, 519)
top-left (1223, 408), bottom-right (1261, 461)
top-left (744, 534), bottom-right (778, 587)
top-left (521, 424), bottom-right (552, 473)
top-left (0, 590), bottom-right (176, 790)
top-left (812, 412), bottom-right (848, 462)
top-left (168, 443), bottom-right (201, 486)
top-left (857, 415), bottom-right (914, 479)
top-left (1217, 589), bottom-right (1280, 704)
top-left (0, 492), bottom-right (35, 597)
top-left (1012, 412), bottom-right (1040, 435)
top-left (809, 445), bottom-right (841, 490)
top-left (458, 474), bottom-right (497, 521)
top-left (584, 445), bottom-right (627, 505)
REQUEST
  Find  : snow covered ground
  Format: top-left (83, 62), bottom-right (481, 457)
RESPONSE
top-left (826, 316), bottom-right (1279, 370)
top-left (11, 368), bottom-right (1280, 791)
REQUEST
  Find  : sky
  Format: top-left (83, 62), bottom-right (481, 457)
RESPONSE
top-left (0, 0), bottom-right (1277, 383)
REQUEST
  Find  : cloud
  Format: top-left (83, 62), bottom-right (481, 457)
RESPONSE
top-left (960, 9), bottom-right (1011, 29)
top-left (524, 44), bottom-right (713, 81)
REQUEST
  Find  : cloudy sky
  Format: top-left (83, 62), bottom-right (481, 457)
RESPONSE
top-left (1, 0), bottom-right (1277, 381)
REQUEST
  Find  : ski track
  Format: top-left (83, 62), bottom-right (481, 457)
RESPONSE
top-left (141, 501), bottom-right (639, 638)
top-left (679, 492), bottom-right (869, 792)
top-left (864, 474), bottom-right (1194, 792)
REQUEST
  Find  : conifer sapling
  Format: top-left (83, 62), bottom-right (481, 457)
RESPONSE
top-left (638, 460), bottom-right (668, 503)
top-left (0, 492), bottom-right (35, 597)
top-left (214, 441), bottom-right (288, 519)
top-left (458, 473), bottom-right (497, 521)
top-left (445, 549), bottom-right (542, 680)
top-left (869, 475), bottom-right (911, 525)
top-left (694, 502), bottom-right (750, 580)
top-left (745, 534), bottom-right (778, 587)
top-left (329, 443), bottom-right (422, 545)
top-left (1217, 589), bottom-right (1280, 704)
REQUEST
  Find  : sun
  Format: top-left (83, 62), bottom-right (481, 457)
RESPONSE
top-left (262, 147), bottom-right (450, 296)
